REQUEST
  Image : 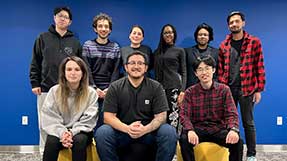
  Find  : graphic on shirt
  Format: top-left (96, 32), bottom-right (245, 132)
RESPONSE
top-left (145, 99), bottom-right (150, 105)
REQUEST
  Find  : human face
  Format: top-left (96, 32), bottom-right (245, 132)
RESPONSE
top-left (54, 10), bottom-right (71, 30)
top-left (163, 26), bottom-right (174, 45)
top-left (197, 28), bottom-right (209, 47)
top-left (129, 27), bottom-right (144, 46)
top-left (95, 19), bottom-right (111, 39)
top-left (228, 14), bottom-right (245, 34)
top-left (125, 55), bottom-right (148, 79)
top-left (195, 62), bottom-right (215, 84)
top-left (65, 60), bottom-right (83, 88)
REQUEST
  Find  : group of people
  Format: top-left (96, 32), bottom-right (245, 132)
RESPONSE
top-left (29, 6), bottom-right (265, 161)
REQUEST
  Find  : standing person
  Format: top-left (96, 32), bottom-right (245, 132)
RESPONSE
top-left (41, 56), bottom-right (98, 161)
top-left (95, 51), bottom-right (177, 161)
top-left (179, 55), bottom-right (243, 161)
top-left (218, 11), bottom-right (266, 161)
top-left (82, 13), bottom-right (121, 130)
top-left (120, 25), bottom-right (154, 78)
top-left (154, 24), bottom-right (186, 132)
top-left (185, 23), bottom-right (218, 88)
top-left (29, 6), bottom-right (82, 154)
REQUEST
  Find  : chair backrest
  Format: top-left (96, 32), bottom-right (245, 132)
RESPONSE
top-left (193, 142), bottom-right (229, 161)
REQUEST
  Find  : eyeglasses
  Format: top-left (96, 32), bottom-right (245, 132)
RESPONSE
top-left (56, 14), bottom-right (70, 20)
top-left (127, 61), bottom-right (146, 66)
top-left (163, 31), bottom-right (174, 36)
top-left (196, 67), bottom-right (213, 73)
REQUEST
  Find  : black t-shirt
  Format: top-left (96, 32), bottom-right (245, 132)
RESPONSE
top-left (103, 77), bottom-right (169, 125)
top-left (229, 39), bottom-right (243, 87)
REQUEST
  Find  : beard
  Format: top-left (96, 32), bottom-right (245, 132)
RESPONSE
top-left (230, 28), bottom-right (242, 34)
top-left (127, 69), bottom-right (145, 80)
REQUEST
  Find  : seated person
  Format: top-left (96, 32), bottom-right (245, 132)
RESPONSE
top-left (41, 56), bottom-right (99, 161)
top-left (95, 51), bottom-right (177, 161)
top-left (179, 55), bottom-right (243, 161)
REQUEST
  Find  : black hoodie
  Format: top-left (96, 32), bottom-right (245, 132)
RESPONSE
top-left (29, 25), bottom-right (82, 92)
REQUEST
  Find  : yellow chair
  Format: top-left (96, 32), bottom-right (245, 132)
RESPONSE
top-left (177, 142), bottom-right (184, 161)
top-left (57, 139), bottom-right (100, 161)
top-left (193, 142), bottom-right (229, 161)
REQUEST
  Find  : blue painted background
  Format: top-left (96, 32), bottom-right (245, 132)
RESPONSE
top-left (1, 0), bottom-right (286, 145)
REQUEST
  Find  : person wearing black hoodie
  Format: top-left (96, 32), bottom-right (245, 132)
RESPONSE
top-left (29, 6), bottom-right (81, 154)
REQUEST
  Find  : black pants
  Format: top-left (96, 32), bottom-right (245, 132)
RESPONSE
top-left (230, 87), bottom-right (256, 157)
top-left (43, 132), bottom-right (93, 161)
top-left (179, 129), bottom-right (243, 161)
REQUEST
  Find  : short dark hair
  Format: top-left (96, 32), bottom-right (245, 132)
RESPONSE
top-left (126, 51), bottom-right (148, 65)
top-left (194, 23), bottom-right (214, 43)
top-left (92, 13), bottom-right (113, 30)
top-left (192, 55), bottom-right (216, 71)
top-left (54, 6), bottom-right (72, 20)
top-left (227, 11), bottom-right (245, 23)
top-left (130, 25), bottom-right (145, 37)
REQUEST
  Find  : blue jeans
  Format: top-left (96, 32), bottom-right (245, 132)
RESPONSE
top-left (95, 124), bottom-right (177, 161)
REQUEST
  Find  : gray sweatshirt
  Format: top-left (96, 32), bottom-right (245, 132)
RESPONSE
top-left (41, 85), bottom-right (98, 138)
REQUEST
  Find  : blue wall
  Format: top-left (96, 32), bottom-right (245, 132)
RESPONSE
top-left (1, 0), bottom-right (286, 145)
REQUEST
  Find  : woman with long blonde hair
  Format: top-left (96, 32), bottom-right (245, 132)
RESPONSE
top-left (41, 56), bottom-right (98, 161)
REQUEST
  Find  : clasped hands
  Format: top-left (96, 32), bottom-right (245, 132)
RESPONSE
top-left (127, 121), bottom-right (147, 139)
top-left (61, 131), bottom-right (73, 148)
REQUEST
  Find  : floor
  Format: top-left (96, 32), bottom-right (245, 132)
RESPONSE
top-left (0, 145), bottom-right (287, 161)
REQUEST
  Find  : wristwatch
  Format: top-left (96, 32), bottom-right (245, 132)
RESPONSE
top-left (230, 127), bottom-right (239, 133)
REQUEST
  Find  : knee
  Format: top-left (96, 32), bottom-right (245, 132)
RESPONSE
top-left (45, 135), bottom-right (60, 147)
top-left (157, 124), bottom-right (177, 142)
top-left (95, 124), bottom-right (115, 142)
top-left (73, 133), bottom-right (89, 149)
top-left (242, 119), bottom-right (255, 129)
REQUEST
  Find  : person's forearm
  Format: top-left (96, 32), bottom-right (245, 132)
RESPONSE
top-left (104, 113), bottom-right (129, 133)
top-left (145, 112), bottom-right (167, 133)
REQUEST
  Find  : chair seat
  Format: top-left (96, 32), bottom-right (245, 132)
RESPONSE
top-left (57, 139), bottom-right (100, 161)
top-left (193, 142), bottom-right (229, 161)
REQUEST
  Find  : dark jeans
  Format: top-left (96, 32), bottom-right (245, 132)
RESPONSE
top-left (94, 98), bottom-right (104, 132)
top-left (95, 124), bottom-right (177, 161)
top-left (179, 129), bottom-right (243, 161)
top-left (43, 132), bottom-right (93, 161)
top-left (230, 87), bottom-right (256, 157)
top-left (94, 84), bottom-right (109, 133)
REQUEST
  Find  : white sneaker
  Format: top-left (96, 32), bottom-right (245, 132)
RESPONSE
top-left (246, 156), bottom-right (257, 161)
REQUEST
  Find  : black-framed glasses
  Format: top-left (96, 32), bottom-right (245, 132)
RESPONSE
top-left (56, 14), bottom-right (70, 20)
top-left (127, 61), bottom-right (146, 66)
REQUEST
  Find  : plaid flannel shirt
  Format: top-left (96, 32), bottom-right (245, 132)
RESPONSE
top-left (180, 82), bottom-right (239, 133)
top-left (218, 31), bottom-right (266, 96)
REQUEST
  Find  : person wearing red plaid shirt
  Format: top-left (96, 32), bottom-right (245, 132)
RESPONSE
top-left (179, 55), bottom-right (243, 161)
top-left (218, 11), bottom-right (266, 161)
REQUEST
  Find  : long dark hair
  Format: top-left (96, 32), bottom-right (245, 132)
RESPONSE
top-left (155, 24), bottom-right (177, 55)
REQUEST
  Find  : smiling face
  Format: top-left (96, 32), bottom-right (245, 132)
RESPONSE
top-left (197, 28), bottom-right (210, 47)
top-left (54, 10), bottom-right (71, 30)
top-left (65, 60), bottom-right (83, 88)
top-left (125, 54), bottom-right (148, 79)
top-left (163, 26), bottom-right (174, 45)
top-left (228, 14), bottom-right (245, 34)
top-left (129, 27), bottom-right (144, 46)
top-left (94, 19), bottom-right (111, 40)
top-left (195, 62), bottom-right (215, 85)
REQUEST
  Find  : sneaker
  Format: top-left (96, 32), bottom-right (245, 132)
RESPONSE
top-left (247, 156), bottom-right (257, 161)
